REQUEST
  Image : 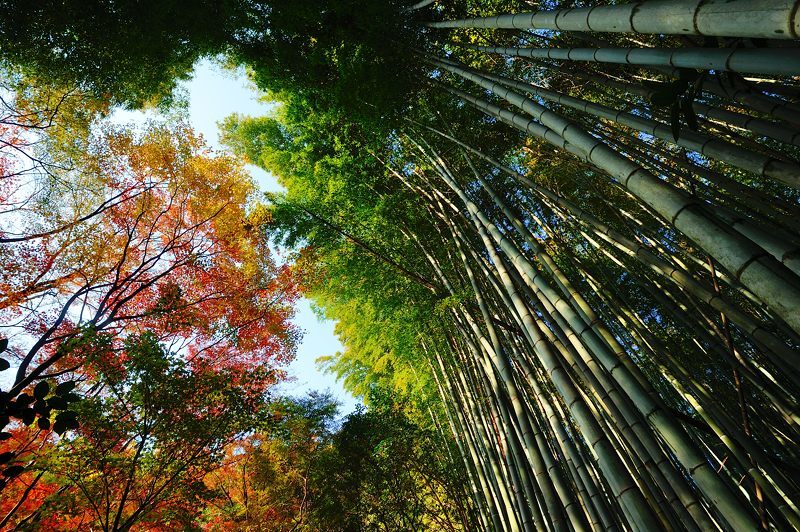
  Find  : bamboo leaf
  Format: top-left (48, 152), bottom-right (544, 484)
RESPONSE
top-left (670, 104), bottom-right (681, 141)
top-left (681, 97), bottom-right (699, 132)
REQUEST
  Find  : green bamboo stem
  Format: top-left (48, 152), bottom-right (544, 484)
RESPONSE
top-left (432, 266), bottom-right (542, 528)
top-left (605, 130), bottom-right (800, 235)
top-left (604, 282), bottom-right (800, 528)
top-left (458, 224), bottom-right (651, 530)
top-left (454, 321), bottom-right (542, 532)
top-left (509, 263), bottom-right (696, 531)
top-left (417, 214), bottom-right (542, 531)
top-left (435, 134), bottom-right (761, 530)
top-left (481, 176), bottom-right (725, 530)
top-left (577, 261), bottom-right (781, 525)
top-left (423, 173), bottom-right (575, 532)
top-left (583, 241), bottom-right (800, 430)
top-left (496, 221), bottom-right (714, 530)
top-left (426, 150), bottom-right (667, 531)
top-left (530, 181), bottom-right (800, 370)
top-left (480, 65), bottom-right (800, 189)
top-left (691, 99), bottom-right (800, 147)
top-left (426, 0), bottom-right (800, 40)
top-left (457, 44), bottom-right (800, 77)
top-left (508, 336), bottom-right (620, 532)
top-left (553, 66), bottom-right (800, 149)
top-left (443, 350), bottom-right (522, 531)
top-left (433, 57), bottom-right (800, 191)
top-left (453, 334), bottom-right (530, 531)
top-left (416, 121), bottom-right (800, 421)
top-left (430, 355), bottom-right (504, 531)
top-left (440, 80), bottom-right (800, 340)
top-left (466, 164), bottom-right (709, 529)
top-left (435, 387), bottom-right (495, 531)
top-left (502, 332), bottom-right (606, 526)
top-left (702, 77), bottom-right (800, 127)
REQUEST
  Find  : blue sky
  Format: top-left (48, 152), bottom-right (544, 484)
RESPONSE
top-left (172, 59), bottom-right (359, 414)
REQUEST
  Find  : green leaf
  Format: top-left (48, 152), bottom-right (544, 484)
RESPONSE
top-left (21, 408), bottom-right (36, 426)
top-left (55, 411), bottom-right (79, 432)
top-left (63, 392), bottom-right (82, 404)
top-left (52, 419), bottom-right (67, 435)
top-left (0, 451), bottom-right (14, 464)
top-left (16, 393), bottom-right (33, 407)
top-left (0, 358), bottom-right (9, 371)
top-left (678, 68), bottom-right (700, 82)
top-left (47, 396), bottom-right (68, 410)
top-left (650, 89), bottom-right (676, 108)
top-left (33, 381), bottom-right (50, 400)
top-left (650, 79), bottom-right (689, 108)
top-left (681, 97), bottom-right (699, 131)
top-left (0, 338), bottom-right (7, 354)
top-left (670, 104), bottom-right (681, 142)
top-left (57, 410), bottom-right (78, 420)
top-left (33, 399), bottom-right (47, 412)
top-left (693, 76), bottom-right (705, 96)
top-left (38, 417), bottom-right (51, 430)
top-left (55, 381), bottom-right (77, 395)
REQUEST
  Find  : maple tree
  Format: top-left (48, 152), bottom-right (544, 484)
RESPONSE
top-left (0, 83), bottom-right (301, 523)
top-left (6, 333), bottom-right (273, 531)
top-left (201, 391), bottom-right (471, 531)
top-left (202, 392), bottom-right (339, 531)
top-left (1, 116), bottom-right (299, 389)
top-left (0, 424), bottom-right (61, 529)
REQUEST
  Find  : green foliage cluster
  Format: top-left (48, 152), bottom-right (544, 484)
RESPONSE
top-left (221, 101), bottom-right (445, 410)
top-left (229, 0), bottom-right (427, 121)
top-left (0, 0), bottom-right (426, 114)
top-left (0, 0), bottom-right (242, 107)
top-left (206, 390), bottom-right (472, 531)
top-left (310, 390), bottom-right (471, 531)
top-left (33, 332), bottom-right (272, 529)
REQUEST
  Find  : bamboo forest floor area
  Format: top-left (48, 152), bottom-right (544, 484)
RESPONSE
top-left (1, 0), bottom-right (800, 530)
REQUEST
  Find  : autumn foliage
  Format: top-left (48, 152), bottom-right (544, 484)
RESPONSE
top-left (0, 82), bottom-right (301, 528)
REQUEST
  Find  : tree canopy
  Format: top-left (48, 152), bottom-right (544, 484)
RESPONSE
top-left (2, 0), bottom-right (800, 529)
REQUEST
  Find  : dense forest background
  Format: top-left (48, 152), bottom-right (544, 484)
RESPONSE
top-left (2, 0), bottom-right (800, 530)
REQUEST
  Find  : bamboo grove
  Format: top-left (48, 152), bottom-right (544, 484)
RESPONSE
top-left (256, 0), bottom-right (800, 529)
top-left (408, 2), bottom-right (800, 529)
top-left (426, 3), bottom-right (799, 530)
top-left (1, 0), bottom-right (800, 530)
